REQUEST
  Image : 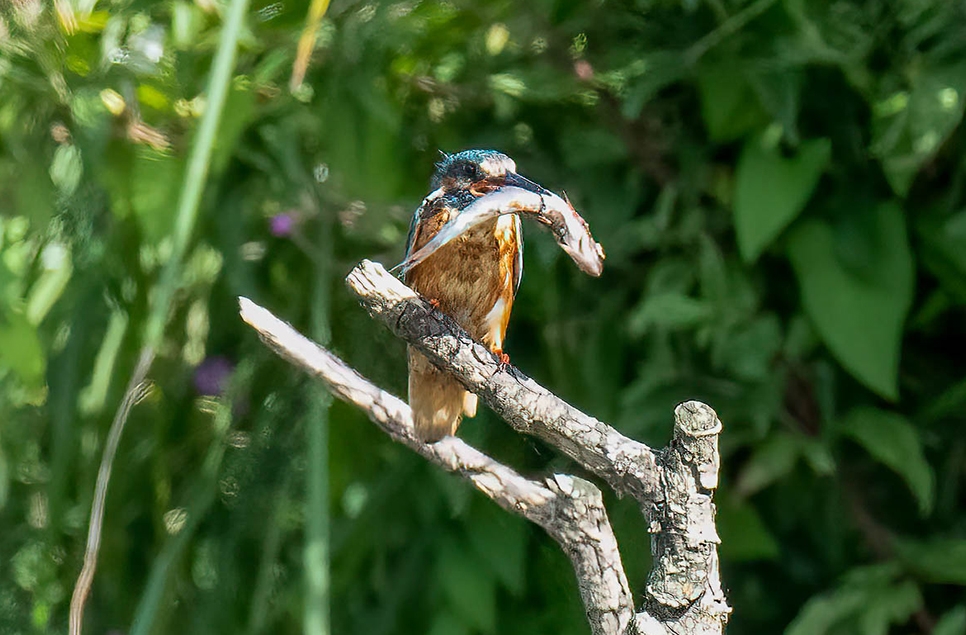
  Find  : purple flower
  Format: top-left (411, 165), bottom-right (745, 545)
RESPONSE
top-left (269, 212), bottom-right (296, 237)
top-left (193, 355), bottom-right (234, 396)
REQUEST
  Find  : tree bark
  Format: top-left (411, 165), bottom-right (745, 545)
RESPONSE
top-left (239, 259), bottom-right (731, 635)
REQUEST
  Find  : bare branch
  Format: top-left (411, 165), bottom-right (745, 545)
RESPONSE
top-left (238, 257), bottom-right (732, 635)
top-left (345, 259), bottom-right (660, 506)
top-left (341, 261), bottom-right (731, 631)
top-left (239, 297), bottom-right (635, 634)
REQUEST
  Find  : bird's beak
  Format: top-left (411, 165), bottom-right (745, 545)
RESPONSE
top-left (501, 171), bottom-right (554, 197)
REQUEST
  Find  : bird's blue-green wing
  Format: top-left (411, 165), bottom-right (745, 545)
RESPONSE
top-left (404, 203), bottom-right (421, 259)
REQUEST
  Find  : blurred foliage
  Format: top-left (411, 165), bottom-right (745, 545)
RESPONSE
top-left (1, 0), bottom-right (965, 634)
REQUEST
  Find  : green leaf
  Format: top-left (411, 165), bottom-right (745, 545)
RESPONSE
top-left (427, 611), bottom-right (472, 635)
top-left (210, 84), bottom-right (255, 174)
top-left (786, 577), bottom-right (868, 635)
top-left (13, 159), bottom-right (56, 224)
top-left (12, 541), bottom-right (63, 603)
top-left (717, 494), bottom-right (780, 562)
top-left (629, 293), bottom-right (712, 335)
top-left (0, 309), bottom-right (45, 387)
top-left (698, 233), bottom-right (728, 305)
top-left (799, 438), bottom-right (835, 476)
top-left (645, 257), bottom-right (695, 295)
top-left (0, 444), bottom-right (8, 510)
top-left (787, 564), bottom-right (918, 635)
top-left (467, 502), bottom-right (527, 596)
top-left (933, 606), bottom-right (966, 635)
top-left (437, 537), bottom-right (497, 634)
top-left (748, 68), bottom-right (803, 143)
top-left (171, 0), bottom-right (206, 50)
top-left (783, 314), bottom-right (819, 360)
top-left (872, 63), bottom-right (966, 196)
top-left (786, 203), bottom-right (914, 399)
top-left (620, 51), bottom-right (686, 118)
top-left (735, 432), bottom-right (801, 497)
top-left (918, 209), bottom-right (966, 304)
top-left (559, 128), bottom-right (627, 169)
top-left (713, 314), bottom-right (782, 380)
top-left (734, 136), bottom-right (831, 262)
top-left (78, 309), bottom-right (129, 415)
top-left (49, 144), bottom-right (83, 197)
top-left (131, 149), bottom-right (184, 243)
top-left (896, 538), bottom-right (966, 584)
top-left (839, 407), bottom-right (934, 515)
top-left (25, 242), bottom-right (73, 325)
top-left (921, 376), bottom-right (966, 424)
top-left (697, 62), bottom-right (769, 142)
top-left (856, 579), bottom-right (922, 635)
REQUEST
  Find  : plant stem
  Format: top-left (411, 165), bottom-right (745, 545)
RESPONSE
top-left (290, 0), bottom-right (333, 90)
top-left (68, 348), bottom-right (153, 635)
top-left (142, 0), bottom-right (252, 352)
top-left (68, 0), bottom-right (252, 632)
top-left (304, 205), bottom-right (333, 635)
top-left (248, 474), bottom-right (293, 634)
top-left (685, 0), bottom-right (777, 64)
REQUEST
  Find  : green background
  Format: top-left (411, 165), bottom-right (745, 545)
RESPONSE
top-left (1, 1), bottom-right (965, 634)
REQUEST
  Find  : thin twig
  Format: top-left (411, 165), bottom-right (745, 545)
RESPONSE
top-left (69, 348), bottom-right (153, 635)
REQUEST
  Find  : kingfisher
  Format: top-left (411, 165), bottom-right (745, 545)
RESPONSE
top-left (403, 149), bottom-right (604, 442)
top-left (403, 150), bottom-right (536, 442)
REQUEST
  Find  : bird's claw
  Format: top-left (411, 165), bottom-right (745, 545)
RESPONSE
top-left (428, 298), bottom-right (441, 309)
top-left (496, 351), bottom-right (510, 371)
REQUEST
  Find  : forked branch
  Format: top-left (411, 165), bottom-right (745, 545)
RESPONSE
top-left (239, 259), bottom-right (731, 635)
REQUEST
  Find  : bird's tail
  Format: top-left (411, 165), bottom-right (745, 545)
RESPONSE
top-left (408, 347), bottom-right (472, 442)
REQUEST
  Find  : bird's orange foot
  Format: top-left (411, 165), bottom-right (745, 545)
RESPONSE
top-left (495, 350), bottom-right (511, 371)
top-left (428, 298), bottom-right (440, 309)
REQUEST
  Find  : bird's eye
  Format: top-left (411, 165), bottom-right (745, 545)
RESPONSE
top-left (461, 163), bottom-right (479, 179)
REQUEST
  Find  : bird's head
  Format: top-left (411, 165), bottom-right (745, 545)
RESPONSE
top-left (431, 149), bottom-right (552, 201)
top-left (409, 148), bottom-right (604, 277)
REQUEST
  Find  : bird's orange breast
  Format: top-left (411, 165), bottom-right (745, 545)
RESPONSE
top-left (405, 214), bottom-right (520, 349)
